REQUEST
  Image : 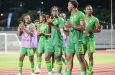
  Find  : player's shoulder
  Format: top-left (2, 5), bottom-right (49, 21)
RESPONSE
top-left (38, 23), bottom-right (42, 25)
top-left (77, 11), bottom-right (85, 15)
top-left (28, 23), bottom-right (35, 28)
top-left (37, 23), bottom-right (41, 27)
top-left (58, 17), bottom-right (64, 21)
top-left (76, 11), bottom-right (85, 18)
top-left (58, 17), bottom-right (64, 23)
top-left (92, 16), bottom-right (99, 20)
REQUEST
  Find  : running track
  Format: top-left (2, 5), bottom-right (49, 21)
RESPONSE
top-left (0, 50), bottom-right (115, 75)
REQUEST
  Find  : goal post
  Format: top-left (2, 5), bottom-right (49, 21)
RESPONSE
top-left (0, 33), bottom-right (21, 54)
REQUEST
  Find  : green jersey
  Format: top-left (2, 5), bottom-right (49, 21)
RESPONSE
top-left (50, 17), bottom-right (64, 45)
top-left (84, 16), bottom-right (99, 38)
top-left (26, 23), bottom-right (35, 29)
top-left (68, 11), bottom-right (85, 43)
top-left (37, 23), bottom-right (48, 42)
top-left (82, 16), bottom-right (99, 53)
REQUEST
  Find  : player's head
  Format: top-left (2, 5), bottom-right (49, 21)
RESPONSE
top-left (22, 14), bottom-right (31, 24)
top-left (39, 14), bottom-right (46, 23)
top-left (68, 0), bottom-right (79, 11)
top-left (51, 6), bottom-right (60, 17)
top-left (34, 20), bottom-right (39, 26)
top-left (84, 5), bottom-right (93, 15)
top-left (60, 13), bottom-right (66, 20)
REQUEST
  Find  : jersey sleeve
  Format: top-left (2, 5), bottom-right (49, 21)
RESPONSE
top-left (28, 23), bottom-right (35, 29)
top-left (79, 12), bottom-right (85, 21)
top-left (37, 24), bottom-right (40, 29)
top-left (59, 18), bottom-right (64, 28)
top-left (67, 19), bottom-right (70, 23)
top-left (94, 17), bottom-right (100, 25)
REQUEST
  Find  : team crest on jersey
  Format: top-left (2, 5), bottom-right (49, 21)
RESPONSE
top-left (90, 46), bottom-right (94, 51)
top-left (79, 47), bottom-right (82, 51)
top-left (53, 19), bottom-right (58, 25)
top-left (90, 20), bottom-right (93, 23)
top-left (70, 15), bottom-right (76, 22)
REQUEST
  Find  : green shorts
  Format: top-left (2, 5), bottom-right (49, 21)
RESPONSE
top-left (33, 48), bottom-right (37, 54)
top-left (66, 39), bottom-right (84, 55)
top-left (83, 38), bottom-right (95, 53)
top-left (37, 40), bottom-right (47, 53)
top-left (20, 48), bottom-right (35, 56)
top-left (47, 43), bottom-right (63, 57)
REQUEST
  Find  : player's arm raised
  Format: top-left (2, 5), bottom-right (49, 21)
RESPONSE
top-left (24, 27), bottom-right (33, 36)
top-left (18, 21), bottom-right (24, 36)
top-left (46, 16), bottom-right (60, 32)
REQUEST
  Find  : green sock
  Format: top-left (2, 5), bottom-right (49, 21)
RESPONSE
top-left (63, 61), bottom-right (67, 72)
top-left (80, 68), bottom-right (83, 72)
top-left (63, 60), bottom-right (67, 65)
top-left (89, 65), bottom-right (93, 72)
top-left (52, 61), bottom-right (55, 69)
top-left (80, 67), bottom-right (87, 75)
top-left (56, 60), bottom-right (62, 73)
top-left (81, 71), bottom-right (86, 75)
top-left (30, 61), bottom-right (34, 73)
top-left (66, 69), bottom-right (71, 75)
top-left (46, 60), bottom-right (52, 72)
top-left (37, 56), bottom-right (42, 69)
top-left (18, 60), bottom-right (23, 73)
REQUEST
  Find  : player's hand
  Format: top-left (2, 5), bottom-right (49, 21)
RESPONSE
top-left (46, 15), bottom-right (50, 20)
top-left (39, 32), bottom-right (43, 35)
top-left (19, 24), bottom-right (23, 28)
top-left (19, 21), bottom-right (24, 29)
top-left (64, 28), bottom-right (70, 31)
top-left (87, 30), bottom-right (92, 33)
top-left (19, 22), bottom-right (25, 32)
top-left (65, 21), bottom-right (71, 28)
top-left (46, 16), bottom-right (52, 25)
top-left (85, 30), bottom-right (90, 36)
top-left (37, 30), bottom-right (43, 36)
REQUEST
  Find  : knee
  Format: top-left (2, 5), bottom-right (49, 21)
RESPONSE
top-left (55, 56), bottom-right (61, 61)
top-left (89, 56), bottom-right (93, 61)
top-left (45, 55), bottom-right (50, 61)
top-left (29, 56), bottom-right (34, 61)
top-left (19, 55), bottom-right (24, 61)
top-left (77, 56), bottom-right (83, 63)
top-left (66, 57), bottom-right (73, 65)
top-left (69, 60), bottom-right (73, 65)
top-left (37, 53), bottom-right (42, 57)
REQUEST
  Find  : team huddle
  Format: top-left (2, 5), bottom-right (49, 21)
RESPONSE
top-left (17, 0), bottom-right (101, 75)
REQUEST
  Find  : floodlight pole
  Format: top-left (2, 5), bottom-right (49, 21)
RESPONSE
top-left (110, 0), bottom-right (113, 50)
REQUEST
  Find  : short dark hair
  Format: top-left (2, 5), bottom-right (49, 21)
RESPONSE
top-left (40, 14), bottom-right (46, 22)
top-left (50, 6), bottom-right (60, 13)
top-left (50, 6), bottom-right (60, 18)
top-left (69, 0), bottom-right (79, 8)
top-left (40, 14), bottom-right (46, 18)
top-left (85, 5), bottom-right (93, 10)
top-left (21, 14), bottom-right (31, 23)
